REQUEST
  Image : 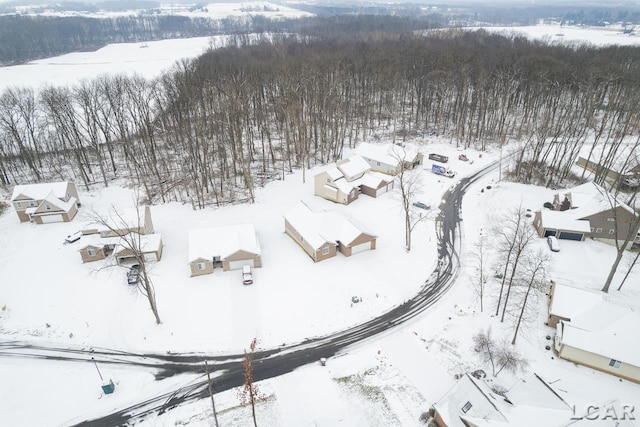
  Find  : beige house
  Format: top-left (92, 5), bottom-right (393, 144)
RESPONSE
top-left (314, 155), bottom-right (394, 205)
top-left (433, 373), bottom-right (572, 427)
top-left (79, 236), bottom-right (118, 263)
top-left (10, 182), bottom-right (80, 224)
top-left (284, 201), bottom-right (376, 262)
top-left (533, 182), bottom-right (638, 244)
top-left (82, 205), bottom-right (155, 237)
top-left (551, 284), bottom-right (640, 383)
top-left (188, 224), bottom-right (262, 277)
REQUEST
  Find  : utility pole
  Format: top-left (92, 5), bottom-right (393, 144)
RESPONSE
top-left (205, 360), bottom-right (220, 427)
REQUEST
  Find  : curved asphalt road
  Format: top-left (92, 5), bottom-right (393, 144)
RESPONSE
top-left (0, 159), bottom-right (499, 427)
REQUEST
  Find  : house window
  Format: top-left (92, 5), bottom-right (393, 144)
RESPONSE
top-left (609, 359), bottom-right (621, 368)
top-left (45, 204), bottom-right (51, 211)
top-left (213, 256), bottom-right (221, 263)
top-left (326, 178), bottom-right (331, 184)
top-left (16, 201), bottom-right (22, 208)
top-left (29, 201), bottom-right (35, 207)
top-left (322, 246), bottom-right (329, 255)
top-left (596, 228), bottom-right (603, 233)
top-left (462, 401), bottom-right (473, 413)
top-left (300, 236), bottom-right (304, 242)
top-left (609, 229), bottom-right (615, 235)
top-left (197, 261), bottom-right (205, 270)
top-left (590, 227), bottom-right (595, 232)
top-left (376, 161), bottom-right (380, 166)
top-left (607, 217), bottom-right (615, 222)
top-left (87, 248), bottom-right (96, 257)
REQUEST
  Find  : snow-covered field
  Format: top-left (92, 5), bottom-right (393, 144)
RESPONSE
top-left (474, 24), bottom-right (640, 47)
top-left (2, 20), bottom-right (640, 427)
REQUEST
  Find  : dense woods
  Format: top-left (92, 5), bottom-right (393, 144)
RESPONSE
top-left (2, 27), bottom-right (640, 208)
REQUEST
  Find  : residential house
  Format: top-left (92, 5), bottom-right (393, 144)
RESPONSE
top-left (433, 373), bottom-right (573, 427)
top-left (577, 142), bottom-right (640, 190)
top-left (356, 142), bottom-right (423, 175)
top-left (82, 205), bottom-right (155, 237)
top-left (188, 224), bottom-right (262, 277)
top-left (284, 201), bottom-right (376, 262)
top-left (79, 236), bottom-right (119, 263)
top-left (314, 155), bottom-right (394, 205)
top-left (533, 182), bottom-right (638, 244)
top-left (551, 284), bottom-right (640, 383)
top-left (113, 233), bottom-right (164, 264)
top-left (314, 167), bottom-right (360, 205)
top-left (10, 182), bottom-right (80, 224)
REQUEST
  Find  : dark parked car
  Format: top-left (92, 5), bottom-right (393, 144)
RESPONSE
top-left (412, 201), bottom-right (430, 210)
top-left (127, 264), bottom-right (142, 285)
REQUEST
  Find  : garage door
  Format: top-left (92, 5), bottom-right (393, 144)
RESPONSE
top-left (40, 214), bottom-right (64, 223)
top-left (543, 230), bottom-right (557, 238)
top-left (228, 259), bottom-right (254, 270)
top-left (558, 231), bottom-right (584, 241)
top-left (376, 185), bottom-right (388, 197)
top-left (351, 241), bottom-right (372, 255)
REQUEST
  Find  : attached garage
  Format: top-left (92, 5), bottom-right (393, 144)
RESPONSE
top-left (39, 214), bottom-right (64, 223)
top-left (351, 241), bottom-right (372, 255)
top-left (228, 259), bottom-right (254, 270)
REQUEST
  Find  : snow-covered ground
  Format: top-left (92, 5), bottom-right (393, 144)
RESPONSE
top-left (2, 140), bottom-right (640, 426)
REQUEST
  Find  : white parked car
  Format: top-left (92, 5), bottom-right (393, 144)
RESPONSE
top-left (547, 236), bottom-right (560, 252)
top-left (242, 265), bottom-right (253, 285)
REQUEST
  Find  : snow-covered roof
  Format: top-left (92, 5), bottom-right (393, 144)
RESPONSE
top-left (114, 233), bottom-right (163, 254)
top-left (79, 235), bottom-right (120, 249)
top-left (325, 167), bottom-right (343, 181)
top-left (561, 304), bottom-right (640, 367)
top-left (11, 182), bottom-right (71, 201)
top-left (562, 182), bottom-right (636, 218)
top-left (352, 171), bottom-right (392, 189)
top-left (540, 210), bottom-right (591, 233)
top-left (284, 201), bottom-right (374, 249)
top-left (549, 283), bottom-right (603, 321)
top-left (35, 193), bottom-right (77, 214)
top-left (356, 142), bottom-right (402, 167)
top-left (337, 155), bottom-right (371, 179)
top-left (579, 141), bottom-right (640, 175)
top-left (332, 176), bottom-right (357, 194)
top-left (437, 374), bottom-right (572, 427)
top-left (434, 374), bottom-right (507, 427)
top-left (188, 224), bottom-right (260, 261)
top-left (357, 141), bottom-right (421, 165)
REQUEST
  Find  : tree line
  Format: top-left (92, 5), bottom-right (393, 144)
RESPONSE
top-left (2, 28), bottom-right (640, 208)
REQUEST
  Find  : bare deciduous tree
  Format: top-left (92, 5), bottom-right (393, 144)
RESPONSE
top-left (511, 249), bottom-right (550, 344)
top-left (473, 329), bottom-right (528, 377)
top-left (88, 202), bottom-right (161, 324)
top-left (394, 149), bottom-right (429, 251)
top-left (471, 233), bottom-right (488, 312)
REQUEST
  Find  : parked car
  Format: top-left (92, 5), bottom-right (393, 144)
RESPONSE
top-left (127, 264), bottom-right (142, 285)
top-left (412, 201), bottom-right (430, 210)
top-left (242, 265), bottom-right (253, 285)
top-left (547, 236), bottom-right (560, 252)
top-left (458, 154), bottom-right (469, 161)
top-left (64, 231), bottom-right (82, 244)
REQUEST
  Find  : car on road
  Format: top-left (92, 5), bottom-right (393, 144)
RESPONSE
top-left (127, 264), bottom-right (142, 285)
top-left (547, 236), bottom-right (560, 252)
top-left (64, 231), bottom-right (82, 244)
top-left (412, 201), bottom-right (430, 210)
top-left (242, 265), bottom-right (253, 285)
